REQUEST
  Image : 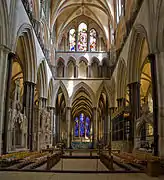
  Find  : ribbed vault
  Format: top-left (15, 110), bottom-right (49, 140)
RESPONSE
top-left (72, 87), bottom-right (93, 119)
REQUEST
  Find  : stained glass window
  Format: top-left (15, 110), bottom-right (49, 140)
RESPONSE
top-left (74, 113), bottom-right (90, 137)
top-left (69, 29), bottom-right (76, 51)
top-left (80, 113), bottom-right (85, 137)
top-left (74, 117), bottom-right (79, 137)
top-left (78, 23), bottom-right (87, 51)
top-left (85, 117), bottom-right (90, 137)
top-left (90, 29), bottom-right (97, 51)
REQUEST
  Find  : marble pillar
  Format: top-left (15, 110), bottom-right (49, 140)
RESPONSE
top-left (108, 108), bottom-right (113, 146)
top-left (75, 31), bottom-right (78, 51)
top-left (1, 50), bottom-right (13, 154)
top-left (88, 65), bottom-right (91, 77)
top-left (155, 51), bottom-right (164, 158)
top-left (67, 107), bottom-right (71, 148)
top-left (87, 31), bottom-right (90, 52)
top-left (92, 107), bottom-right (98, 148)
top-left (148, 53), bottom-right (159, 156)
top-left (23, 81), bottom-right (35, 151)
top-left (128, 82), bottom-right (140, 151)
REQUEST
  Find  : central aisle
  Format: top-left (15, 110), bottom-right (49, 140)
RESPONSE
top-left (52, 159), bottom-right (108, 171)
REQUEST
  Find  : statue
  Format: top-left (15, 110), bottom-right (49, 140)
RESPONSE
top-left (8, 101), bottom-right (28, 151)
top-left (39, 108), bottom-right (52, 149)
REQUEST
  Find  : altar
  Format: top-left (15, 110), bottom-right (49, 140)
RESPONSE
top-left (71, 141), bottom-right (92, 149)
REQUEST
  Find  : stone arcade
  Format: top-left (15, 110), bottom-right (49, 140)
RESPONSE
top-left (0, 0), bottom-right (164, 179)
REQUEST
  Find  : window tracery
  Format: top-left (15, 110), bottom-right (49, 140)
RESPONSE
top-left (90, 29), bottom-right (97, 51)
top-left (74, 113), bottom-right (90, 138)
top-left (78, 23), bottom-right (87, 51)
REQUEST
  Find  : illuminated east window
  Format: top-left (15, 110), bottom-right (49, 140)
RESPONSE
top-left (69, 29), bottom-right (76, 51)
top-left (78, 23), bottom-right (87, 51)
top-left (74, 117), bottom-right (79, 137)
top-left (74, 113), bottom-right (90, 137)
top-left (90, 29), bottom-right (97, 51)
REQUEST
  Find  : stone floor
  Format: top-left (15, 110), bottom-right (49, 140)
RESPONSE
top-left (0, 171), bottom-right (164, 180)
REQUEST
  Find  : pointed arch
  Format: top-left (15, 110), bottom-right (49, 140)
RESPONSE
top-left (68, 56), bottom-right (76, 65)
top-left (70, 82), bottom-right (95, 107)
top-left (117, 58), bottom-right (127, 99)
top-left (37, 60), bottom-right (48, 98)
top-left (127, 24), bottom-right (150, 83)
top-left (53, 81), bottom-right (69, 108)
top-left (90, 56), bottom-right (100, 65)
top-left (15, 23), bottom-right (37, 83)
top-left (78, 56), bottom-right (89, 65)
top-left (96, 81), bottom-right (114, 107)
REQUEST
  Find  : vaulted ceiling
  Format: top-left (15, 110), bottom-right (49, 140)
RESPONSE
top-left (50, 0), bottom-right (115, 47)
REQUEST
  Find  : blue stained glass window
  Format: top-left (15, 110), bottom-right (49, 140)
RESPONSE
top-left (74, 113), bottom-right (90, 137)
top-left (85, 117), bottom-right (90, 137)
top-left (74, 117), bottom-right (79, 137)
top-left (80, 113), bottom-right (85, 137)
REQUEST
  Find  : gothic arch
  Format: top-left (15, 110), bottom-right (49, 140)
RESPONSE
top-left (68, 56), bottom-right (76, 65)
top-left (53, 81), bottom-right (69, 108)
top-left (15, 23), bottom-right (37, 83)
top-left (127, 24), bottom-right (150, 84)
top-left (117, 58), bottom-right (127, 99)
top-left (70, 82), bottom-right (95, 107)
top-left (57, 57), bottom-right (65, 77)
top-left (37, 60), bottom-right (48, 98)
top-left (90, 56), bottom-right (100, 65)
top-left (96, 81), bottom-right (113, 107)
top-left (78, 56), bottom-right (89, 65)
top-left (136, 116), bottom-right (153, 137)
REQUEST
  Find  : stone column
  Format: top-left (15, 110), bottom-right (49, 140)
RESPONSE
top-left (108, 108), bottom-right (114, 146)
top-left (154, 52), bottom-right (164, 158)
top-left (92, 107), bottom-right (98, 148)
top-left (99, 36), bottom-right (102, 51)
top-left (23, 81), bottom-right (35, 151)
top-left (128, 82), bottom-right (140, 151)
top-left (55, 106), bottom-right (61, 144)
top-left (48, 107), bottom-right (56, 146)
top-left (2, 50), bottom-right (13, 154)
top-left (148, 53), bottom-right (159, 156)
top-left (75, 31), bottom-right (78, 51)
top-left (67, 107), bottom-right (71, 148)
top-left (39, 97), bottom-right (47, 108)
top-left (87, 31), bottom-right (90, 51)
top-left (88, 65), bottom-right (91, 77)
top-left (75, 65), bottom-right (78, 78)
